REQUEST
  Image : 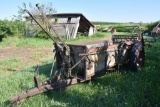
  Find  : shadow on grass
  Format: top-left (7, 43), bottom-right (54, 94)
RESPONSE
top-left (7, 59), bottom-right (160, 107)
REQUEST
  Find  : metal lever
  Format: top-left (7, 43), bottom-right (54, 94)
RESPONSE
top-left (34, 65), bottom-right (41, 89)
top-left (36, 4), bottom-right (70, 52)
top-left (24, 9), bottom-right (59, 45)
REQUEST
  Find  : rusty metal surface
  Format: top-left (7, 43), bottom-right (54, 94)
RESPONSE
top-left (9, 78), bottom-right (78, 103)
top-left (151, 21), bottom-right (160, 36)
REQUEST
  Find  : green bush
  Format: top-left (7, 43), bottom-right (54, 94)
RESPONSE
top-left (36, 30), bottom-right (49, 39)
top-left (116, 27), bottom-right (131, 32)
top-left (0, 20), bottom-right (12, 41)
top-left (112, 26), bottom-right (134, 32)
top-left (0, 20), bottom-right (25, 41)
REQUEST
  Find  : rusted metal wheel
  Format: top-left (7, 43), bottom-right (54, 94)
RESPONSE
top-left (129, 43), bottom-right (145, 71)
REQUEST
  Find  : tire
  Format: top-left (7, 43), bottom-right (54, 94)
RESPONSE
top-left (129, 43), bottom-right (145, 71)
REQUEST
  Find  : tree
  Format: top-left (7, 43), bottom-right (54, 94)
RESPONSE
top-left (13, 2), bottom-right (57, 21)
top-left (13, 2), bottom-right (57, 39)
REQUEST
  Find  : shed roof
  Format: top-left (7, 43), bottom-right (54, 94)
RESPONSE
top-left (25, 13), bottom-right (94, 27)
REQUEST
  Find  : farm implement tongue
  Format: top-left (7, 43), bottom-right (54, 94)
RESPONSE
top-left (9, 69), bottom-right (78, 103)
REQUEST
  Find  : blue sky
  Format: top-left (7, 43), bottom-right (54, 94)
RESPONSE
top-left (0, 0), bottom-right (159, 22)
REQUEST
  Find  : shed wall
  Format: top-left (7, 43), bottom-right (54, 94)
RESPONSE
top-left (25, 14), bottom-right (95, 39)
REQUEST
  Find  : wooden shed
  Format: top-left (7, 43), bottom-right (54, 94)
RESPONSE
top-left (25, 13), bottom-right (96, 39)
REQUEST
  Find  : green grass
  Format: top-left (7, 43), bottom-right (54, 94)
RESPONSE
top-left (0, 36), bottom-right (53, 48)
top-left (0, 35), bottom-right (160, 106)
top-left (0, 32), bottom-right (110, 48)
top-left (0, 57), bottom-right (22, 74)
top-left (66, 32), bottom-right (111, 44)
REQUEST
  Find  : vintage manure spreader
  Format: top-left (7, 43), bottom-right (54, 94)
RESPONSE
top-left (151, 21), bottom-right (160, 36)
top-left (9, 5), bottom-right (145, 104)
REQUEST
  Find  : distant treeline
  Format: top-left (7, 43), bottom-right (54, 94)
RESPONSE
top-left (91, 21), bottom-right (140, 25)
top-left (0, 19), bottom-right (159, 41)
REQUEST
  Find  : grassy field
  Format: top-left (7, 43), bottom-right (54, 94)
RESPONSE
top-left (0, 33), bottom-right (160, 107)
top-left (92, 22), bottom-right (148, 31)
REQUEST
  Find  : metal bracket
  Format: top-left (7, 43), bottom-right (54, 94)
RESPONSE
top-left (34, 65), bottom-right (41, 89)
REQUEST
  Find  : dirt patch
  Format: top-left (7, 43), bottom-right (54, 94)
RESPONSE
top-left (0, 46), bottom-right (54, 74)
top-left (0, 46), bottom-right (32, 61)
top-left (0, 46), bottom-right (53, 61)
